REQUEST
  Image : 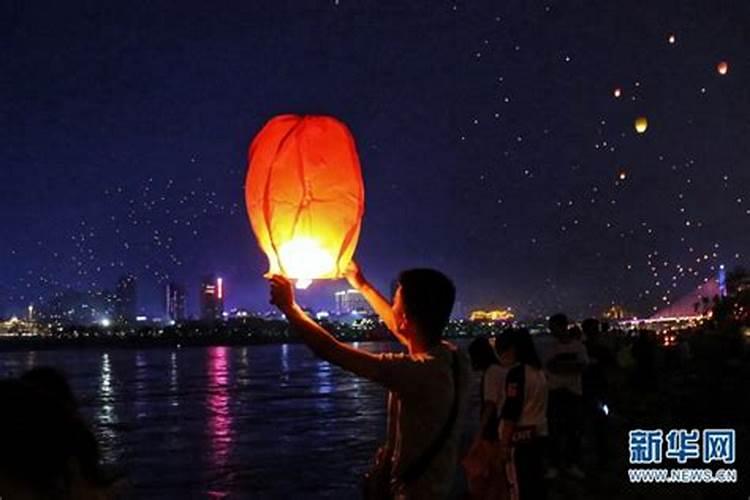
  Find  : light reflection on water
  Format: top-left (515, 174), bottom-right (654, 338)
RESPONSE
top-left (134, 352), bottom-right (148, 420)
top-left (0, 342), bottom-right (478, 498)
top-left (207, 346), bottom-right (232, 474)
top-left (169, 351), bottom-right (179, 408)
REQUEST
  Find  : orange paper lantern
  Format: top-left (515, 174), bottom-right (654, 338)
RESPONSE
top-left (245, 115), bottom-right (365, 288)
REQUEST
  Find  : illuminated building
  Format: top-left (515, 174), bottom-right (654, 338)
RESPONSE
top-left (469, 309), bottom-right (514, 322)
top-left (165, 282), bottom-right (186, 322)
top-left (334, 289), bottom-right (372, 315)
top-left (200, 275), bottom-right (225, 320)
top-left (603, 304), bottom-right (631, 320)
top-left (114, 275), bottom-right (137, 324)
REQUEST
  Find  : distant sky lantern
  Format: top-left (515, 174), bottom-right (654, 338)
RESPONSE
top-left (668, 34), bottom-right (676, 44)
top-left (717, 61), bottom-right (729, 75)
top-left (634, 116), bottom-right (648, 134)
top-left (245, 115), bottom-right (365, 289)
top-left (613, 87), bottom-right (622, 98)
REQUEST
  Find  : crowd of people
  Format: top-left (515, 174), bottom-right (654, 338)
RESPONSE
top-left (464, 314), bottom-right (616, 500)
top-left (1, 261), bottom-right (664, 500)
top-left (268, 261), bottom-right (627, 500)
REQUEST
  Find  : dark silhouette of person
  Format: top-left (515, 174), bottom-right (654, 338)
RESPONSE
top-left (0, 371), bottom-right (111, 499)
top-left (468, 337), bottom-right (505, 441)
top-left (582, 318), bottom-right (614, 465)
top-left (631, 329), bottom-right (657, 391)
top-left (496, 328), bottom-right (548, 500)
top-left (464, 337), bottom-right (508, 498)
top-left (540, 313), bottom-right (588, 480)
top-left (21, 366), bottom-right (78, 412)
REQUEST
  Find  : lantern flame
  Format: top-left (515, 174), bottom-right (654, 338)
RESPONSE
top-left (278, 237), bottom-right (336, 286)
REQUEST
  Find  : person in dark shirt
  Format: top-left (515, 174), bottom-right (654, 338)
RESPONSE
top-left (497, 329), bottom-right (548, 500)
top-left (540, 313), bottom-right (588, 480)
top-left (582, 318), bottom-right (614, 464)
top-left (0, 374), bottom-right (111, 500)
top-left (464, 337), bottom-right (507, 498)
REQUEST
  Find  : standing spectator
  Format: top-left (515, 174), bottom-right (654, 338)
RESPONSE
top-left (582, 318), bottom-right (614, 465)
top-left (541, 313), bottom-right (588, 480)
top-left (464, 337), bottom-right (509, 498)
top-left (631, 329), bottom-right (656, 391)
top-left (497, 329), bottom-right (548, 500)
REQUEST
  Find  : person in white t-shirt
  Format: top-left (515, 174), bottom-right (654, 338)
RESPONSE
top-left (541, 313), bottom-right (588, 480)
top-left (268, 261), bottom-right (469, 499)
top-left (464, 337), bottom-right (508, 498)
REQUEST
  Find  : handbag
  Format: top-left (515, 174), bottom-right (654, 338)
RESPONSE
top-left (362, 351), bottom-right (460, 499)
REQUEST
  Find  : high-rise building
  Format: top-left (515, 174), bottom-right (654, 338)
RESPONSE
top-left (200, 275), bottom-right (224, 320)
top-left (165, 282), bottom-right (186, 322)
top-left (334, 289), bottom-right (371, 315)
top-left (114, 275), bottom-right (137, 324)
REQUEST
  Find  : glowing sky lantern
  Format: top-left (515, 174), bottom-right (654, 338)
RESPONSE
top-left (717, 61), bottom-right (729, 75)
top-left (245, 115), bottom-right (365, 289)
top-left (634, 116), bottom-right (648, 134)
top-left (613, 87), bottom-right (622, 98)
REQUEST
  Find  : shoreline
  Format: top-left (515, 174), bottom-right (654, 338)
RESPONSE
top-left (0, 334), bottom-right (474, 353)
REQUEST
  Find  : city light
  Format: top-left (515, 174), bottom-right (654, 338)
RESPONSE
top-left (469, 309), bottom-right (515, 322)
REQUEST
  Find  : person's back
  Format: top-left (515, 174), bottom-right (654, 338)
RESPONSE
top-left (268, 263), bottom-right (467, 499)
top-left (497, 329), bottom-right (549, 500)
top-left (381, 342), bottom-right (470, 499)
top-left (541, 314), bottom-right (588, 480)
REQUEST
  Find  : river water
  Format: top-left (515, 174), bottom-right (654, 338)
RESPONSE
top-left (0, 343), bottom-right (478, 499)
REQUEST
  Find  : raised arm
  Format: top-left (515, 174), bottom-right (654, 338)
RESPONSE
top-left (343, 260), bottom-right (407, 345)
top-left (269, 275), bottom-right (388, 382)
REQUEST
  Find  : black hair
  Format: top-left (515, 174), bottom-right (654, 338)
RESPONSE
top-left (0, 374), bottom-right (109, 496)
top-left (21, 366), bottom-right (77, 412)
top-left (468, 337), bottom-right (498, 370)
top-left (397, 268), bottom-right (456, 345)
top-left (494, 329), bottom-right (512, 355)
top-left (496, 328), bottom-right (542, 369)
top-left (581, 318), bottom-right (600, 337)
top-left (548, 313), bottom-right (568, 332)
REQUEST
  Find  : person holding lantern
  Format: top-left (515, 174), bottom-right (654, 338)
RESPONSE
top-left (267, 261), bottom-right (469, 499)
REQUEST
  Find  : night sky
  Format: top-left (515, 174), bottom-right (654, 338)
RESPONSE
top-left (2, 0), bottom-right (749, 319)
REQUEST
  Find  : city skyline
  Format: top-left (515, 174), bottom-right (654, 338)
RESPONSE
top-left (2, 1), bottom-right (749, 319)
